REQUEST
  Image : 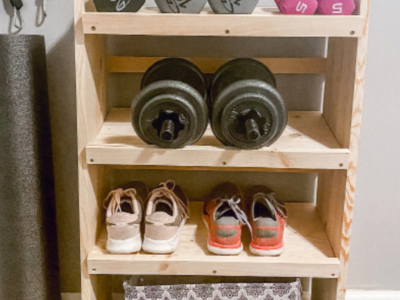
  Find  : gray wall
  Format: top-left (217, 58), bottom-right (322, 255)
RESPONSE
top-left (0, 0), bottom-right (399, 293)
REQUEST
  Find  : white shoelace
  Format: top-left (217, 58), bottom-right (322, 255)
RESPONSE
top-left (216, 197), bottom-right (253, 239)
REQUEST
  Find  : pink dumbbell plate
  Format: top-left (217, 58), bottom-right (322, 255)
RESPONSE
top-left (317, 0), bottom-right (356, 15)
top-left (277, 0), bottom-right (318, 15)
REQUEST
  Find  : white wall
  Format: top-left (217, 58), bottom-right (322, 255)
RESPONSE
top-left (0, 0), bottom-right (399, 293)
top-left (346, 1), bottom-right (400, 290)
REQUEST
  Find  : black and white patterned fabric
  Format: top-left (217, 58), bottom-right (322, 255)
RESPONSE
top-left (124, 279), bottom-right (302, 300)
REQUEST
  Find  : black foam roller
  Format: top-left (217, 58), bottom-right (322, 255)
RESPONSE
top-left (0, 35), bottom-right (61, 300)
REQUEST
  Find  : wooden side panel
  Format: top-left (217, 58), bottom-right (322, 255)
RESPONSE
top-left (337, 1), bottom-right (370, 299)
top-left (314, 171), bottom-right (346, 300)
top-left (321, 1), bottom-right (370, 299)
top-left (360, 0), bottom-right (370, 17)
top-left (107, 57), bottom-right (327, 74)
top-left (74, 0), bottom-right (110, 299)
top-left (317, 170), bottom-right (347, 258)
top-left (323, 38), bottom-right (358, 148)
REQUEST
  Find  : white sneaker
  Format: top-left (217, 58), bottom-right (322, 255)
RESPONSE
top-left (142, 180), bottom-right (190, 254)
top-left (103, 181), bottom-right (148, 254)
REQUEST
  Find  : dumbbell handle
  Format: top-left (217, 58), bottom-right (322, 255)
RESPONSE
top-left (160, 119), bottom-right (175, 141)
top-left (245, 119), bottom-right (261, 141)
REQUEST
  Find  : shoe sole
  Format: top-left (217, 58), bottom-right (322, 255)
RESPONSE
top-left (249, 244), bottom-right (285, 256)
top-left (142, 218), bottom-right (186, 254)
top-left (106, 234), bottom-right (142, 254)
top-left (202, 215), bottom-right (243, 255)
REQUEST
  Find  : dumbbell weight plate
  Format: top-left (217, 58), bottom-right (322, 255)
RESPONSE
top-left (131, 80), bottom-right (208, 148)
top-left (142, 58), bottom-right (207, 102)
top-left (211, 58), bottom-right (276, 104)
top-left (93, 0), bottom-right (145, 12)
top-left (211, 80), bottom-right (287, 149)
top-left (208, 0), bottom-right (259, 14)
top-left (155, 0), bottom-right (207, 13)
top-left (278, 0), bottom-right (318, 15)
top-left (317, 0), bottom-right (355, 15)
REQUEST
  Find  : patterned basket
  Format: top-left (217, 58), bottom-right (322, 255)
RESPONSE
top-left (124, 277), bottom-right (302, 300)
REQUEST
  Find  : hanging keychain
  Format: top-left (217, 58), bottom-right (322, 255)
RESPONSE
top-left (10, 0), bottom-right (24, 30)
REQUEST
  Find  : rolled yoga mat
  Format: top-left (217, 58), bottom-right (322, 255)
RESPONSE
top-left (0, 35), bottom-right (61, 300)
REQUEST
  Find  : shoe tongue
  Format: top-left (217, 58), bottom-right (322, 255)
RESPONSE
top-left (155, 198), bottom-right (173, 208)
top-left (216, 202), bottom-right (236, 220)
top-left (253, 194), bottom-right (277, 221)
top-left (146, 199), bottom-right (176, 224)
top-left (154, 198), bottom-right (174, 214)
top-left (264, 199), bottom-right (276, 215)
top-left (120, 199), bottom-right (135, 213)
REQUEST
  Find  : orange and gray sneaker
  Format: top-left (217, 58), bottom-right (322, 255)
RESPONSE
top-left (103, 181), bottom-right (149, 254)
top-left (142, 180), bottom-right (190, 254)
top-left (245, 185), bottom-right (287, 256)
top-left (203, 182), bottom-right (252, 255)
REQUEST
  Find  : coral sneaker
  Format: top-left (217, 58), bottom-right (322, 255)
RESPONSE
top-left (245, 185), bottom-right (287, 256)
top-left (142, 181), bottom-right (190, 254)
top-left (203, 182), bottom-right (252, 255)
top-left (103, 181), bottom-right (148, 254)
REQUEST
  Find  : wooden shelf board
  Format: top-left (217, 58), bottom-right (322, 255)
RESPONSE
top-left (86, 108), bottom-right (350, 169)
top-left (82, 7), bottom-right (364, 37)
top-left (88, 202), bottom-right (340, 278)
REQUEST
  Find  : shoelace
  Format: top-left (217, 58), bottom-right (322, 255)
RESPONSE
top-left (103, 188), bottom-right (139, 215)
top-left (254, 192), bottom-right (287, 220)
top-left (215, 196), bottom-right (253, 239)
top-left (148, 180), bottom-right (190, 219)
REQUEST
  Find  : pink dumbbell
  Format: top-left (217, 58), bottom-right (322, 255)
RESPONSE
top-left (317, 0), bottom-right (356, 15)
top-left (277, 0), bottom-right (318, 15)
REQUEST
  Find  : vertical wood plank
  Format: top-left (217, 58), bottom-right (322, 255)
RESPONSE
top-left (314, 170), bottom-right (346, 300)
top-left (322, 37), bottom-right (358, 148)
top-left (359, 0), bottom-right (370, 17)
top-left (317, 170), bottom-right (347, 258)
top-left (337, 1), bottom-right (370, 299)
top-left (321, 2), bottom-right (370, 299)
top-left (74, 0), bottom-right (110, 299)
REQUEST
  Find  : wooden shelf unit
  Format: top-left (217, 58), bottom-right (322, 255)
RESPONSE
top-left (74, 0), bottom-right (370, 299)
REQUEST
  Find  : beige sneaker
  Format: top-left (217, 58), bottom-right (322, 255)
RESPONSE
top-left (142, 180), bottom-right (190, 254)
top-left (103, 181), bottom-right (148, 254)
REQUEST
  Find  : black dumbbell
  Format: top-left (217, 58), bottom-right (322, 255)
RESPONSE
top-left (156, 0), bottom-right (207, 13)
top-left (93, 0), bottom-right (145, 12)
top-left (208, 0), bottom-right (259, 14)
top-left (210, 58), bottom-right (287, 149)
top-left (131, 58), bottom-right (208, 148)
